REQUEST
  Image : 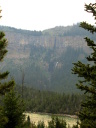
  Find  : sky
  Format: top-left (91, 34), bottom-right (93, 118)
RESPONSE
top-left (0, 0), bottom-right (95, 31)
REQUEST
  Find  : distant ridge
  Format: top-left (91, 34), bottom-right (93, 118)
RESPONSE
top-left (0, 23), bottom-right (93, 37)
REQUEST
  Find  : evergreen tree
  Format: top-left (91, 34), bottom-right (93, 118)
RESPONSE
top-left (0, 8), bottom-right (14, 94)
top-left (72, 2), bottom-right (96, 128)
top-left (37, 121), bottom-right (45, 128)
top-left (48, 117), bottom-right (66, 128)
top-left (0, 31), bottom-right (14, 126)
top-left (0, 31), bottom-right (14, 94)
top-left (2, 87), bottom-right (25, 128)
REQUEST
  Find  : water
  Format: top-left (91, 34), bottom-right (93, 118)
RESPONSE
top-left (25, 112), bottom-right (78, 127)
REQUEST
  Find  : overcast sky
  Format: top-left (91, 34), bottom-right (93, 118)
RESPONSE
top-left (0, 0), bottom-right (95, 31)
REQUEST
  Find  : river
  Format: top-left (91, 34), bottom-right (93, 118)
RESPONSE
top-left (25, 112), bottom-right (78, 128)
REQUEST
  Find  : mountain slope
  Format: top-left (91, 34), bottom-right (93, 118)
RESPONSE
top-left (0, 23), bottom-right (94, 93)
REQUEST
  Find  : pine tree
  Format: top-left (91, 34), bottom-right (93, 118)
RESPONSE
top-left (72, 3), bottom-right (96, 128)
top-left (0, 31), bottom-right (15, 126)
top-left (0, 7), bottom-right (14, 94)
top-left (2, 87), bottom-right (25, 128)
top-left (0, 31), bottom-right (14, 94)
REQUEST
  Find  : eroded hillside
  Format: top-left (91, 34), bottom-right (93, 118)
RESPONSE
top-left (0, 24), bottom-right (93, 93)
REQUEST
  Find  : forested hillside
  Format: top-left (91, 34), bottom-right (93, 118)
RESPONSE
top-left (16, 85), bottom-right (83, 115)
top-left (0, 23), bottom-right (94, 93)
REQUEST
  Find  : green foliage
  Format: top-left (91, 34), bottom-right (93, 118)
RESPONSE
top-left (43, 23), bottom-right (88, 37)
top-left (16, 85), bottom-right (83, 115)
top-left (72, 121), bottom-right (79, 128)
top-left (23, 116), bottom-right (31, 128)
top-left (0, 31), bottom-right (14, 94)
top-left (27, 115), bottom-right (31, 125)
top-left (31, 122), bottom-right (37, 128)
top-left (0, 30), bottom-right (14, 125)
top-left (37, 121), bottom-right (45, 128)
top-left (2, 87), bottom-right (25, 128)
top-left (23, 116), bottom-right (67, 128)
top-left (0, 26), bottom-right (42, 36)
top-left (72, 2), bottom-right (96, 128)
top-left (48, 117), bottom-right (66, 128)
top-left (8, 46), bottom-right (86, 93)
top-left (0, 106), bottom-right (8, 128)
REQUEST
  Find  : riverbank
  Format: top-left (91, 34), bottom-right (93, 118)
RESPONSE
top-left (26, 111), bottom-right (78, 119)
top-left (25, 112), bottom-right (78, 128)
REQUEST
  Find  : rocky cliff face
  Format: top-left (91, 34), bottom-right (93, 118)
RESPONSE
top-left (0, 24), bottom-right (93, 93)
top-left (5, 32), bottom-right (88, 59)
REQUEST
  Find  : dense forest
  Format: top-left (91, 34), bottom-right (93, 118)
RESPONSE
top-left (16, 85), bottom-right (84, 115)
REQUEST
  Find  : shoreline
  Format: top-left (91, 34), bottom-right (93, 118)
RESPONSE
top-left (26, 111), bottom-right (78, 119)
